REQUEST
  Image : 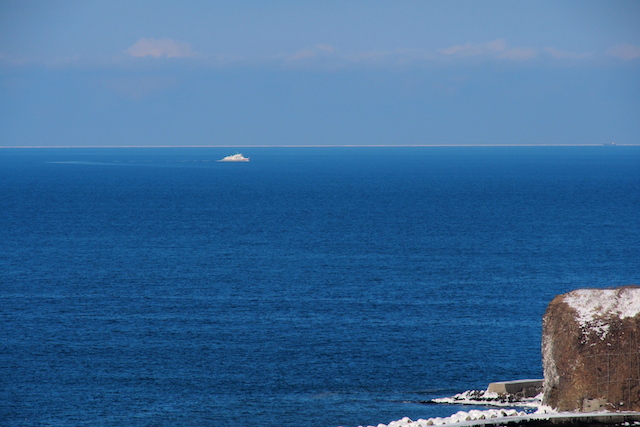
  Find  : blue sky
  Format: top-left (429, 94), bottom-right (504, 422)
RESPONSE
top-left (1, 0), bottom-right (639, 146)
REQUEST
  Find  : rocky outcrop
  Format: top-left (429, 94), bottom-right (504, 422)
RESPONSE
top-left (542, 286), bottom-right (640, 411)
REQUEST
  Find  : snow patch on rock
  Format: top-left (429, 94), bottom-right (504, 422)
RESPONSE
top-left (563, 288), bottom-right (640, 339)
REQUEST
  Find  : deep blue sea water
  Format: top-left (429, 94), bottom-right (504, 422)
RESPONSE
top-left (1, 146), bottom-right (639, 427)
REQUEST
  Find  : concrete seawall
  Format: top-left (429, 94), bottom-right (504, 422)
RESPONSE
top-left (487, 380), bottom-right (544, 398)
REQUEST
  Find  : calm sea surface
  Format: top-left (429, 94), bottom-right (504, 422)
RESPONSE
top-left (1, 147), bottom-right (639, 427)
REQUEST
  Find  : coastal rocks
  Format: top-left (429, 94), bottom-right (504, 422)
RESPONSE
top-left (430, 387), bottom-right (542, 407)
top-left (368, 409), bottom-right (526, 427)
top-left (542, 286), bottom-right (640, 411)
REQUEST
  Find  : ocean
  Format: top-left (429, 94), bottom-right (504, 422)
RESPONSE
top-left (1, 146), bottom-right (639, 427)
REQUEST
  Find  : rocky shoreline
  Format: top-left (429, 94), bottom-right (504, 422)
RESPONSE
top-left (371, 411), bottom-right (640, 427)
top-left (360, 287), bottom-right (640, 427)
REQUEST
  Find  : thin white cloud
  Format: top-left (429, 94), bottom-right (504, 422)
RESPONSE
top-left (287, 48), bottom-right (316, 61)
top-left (126, 38), bottom-right (196, 59)
top-left (440, 39), bottom-right (506, 56)
top-left (314, 44), bottom-right (334, 54)
top-left (346, 50), bottom-right (389, 63)
top-left (498, 47), bottom-right (536, 61)
top-left (607, 44), bottom-right (640, 60)
top-left (544, 47), bottom-right (594, 60)
top-left (287, 44), bottom-right (335, 62)
top-left (347, 48), bottom-right (433, 65)
top-left (439, 39), bottom-right (536, 61)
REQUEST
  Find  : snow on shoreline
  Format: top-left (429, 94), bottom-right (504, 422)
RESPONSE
top-left (350, 407), bottom-right (558, 427)
top-left (357, 407), bottom-right (640, 427)
top-left (367, 409), bottom-right (527, 427)
top-left (431, 389), bottom-right (542, 408)
top-left (346, 390), bottom-right (552, 427)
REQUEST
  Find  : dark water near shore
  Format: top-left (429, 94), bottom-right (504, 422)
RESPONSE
top-left (1, 146), bottom-right (639, 426)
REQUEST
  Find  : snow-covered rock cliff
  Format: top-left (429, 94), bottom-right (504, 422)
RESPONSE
top-left (542, 286), bottom-right (640, 411)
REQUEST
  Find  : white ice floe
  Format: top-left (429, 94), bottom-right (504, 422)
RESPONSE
top-left (563, 288), bottom-right (640, 339)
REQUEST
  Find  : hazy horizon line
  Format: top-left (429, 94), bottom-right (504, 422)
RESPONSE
top-left (1, 144), bottom-right (637, 149)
